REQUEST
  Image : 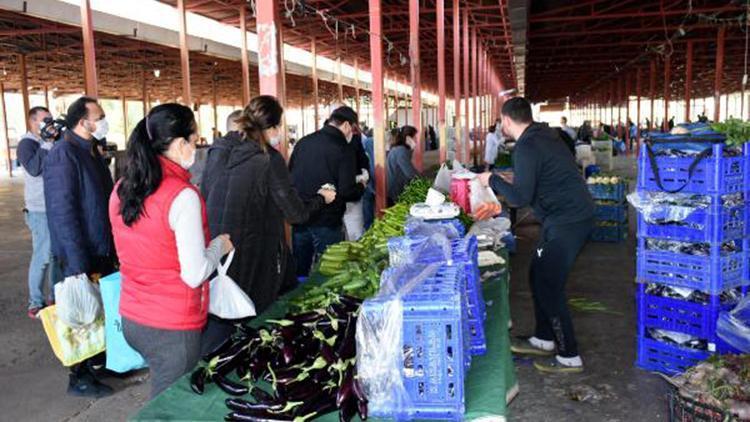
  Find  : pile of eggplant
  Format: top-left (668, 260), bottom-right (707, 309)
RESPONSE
top-left (190, 294), bottom-right (367, 422)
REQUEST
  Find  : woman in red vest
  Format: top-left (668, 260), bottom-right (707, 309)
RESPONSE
top-left (109, 103), bottom-right (233, 398)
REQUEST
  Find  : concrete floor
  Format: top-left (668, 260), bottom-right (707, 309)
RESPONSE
top-left (0, 153), bottom-right (671, 421)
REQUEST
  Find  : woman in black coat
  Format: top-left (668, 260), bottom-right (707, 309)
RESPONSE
top-left (200, 96), bottom-right (335, 350)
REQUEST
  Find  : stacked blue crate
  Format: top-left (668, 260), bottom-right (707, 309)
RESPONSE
top-left (634, 136), bottom-right (749, 375)
top-left (589, 181), bottom-right (628, 242)
top-left (364, 265), bottom-right (467, 420)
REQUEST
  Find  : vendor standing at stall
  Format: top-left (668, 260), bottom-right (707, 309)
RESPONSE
top-left (478, 97), bottom-right (594, 374)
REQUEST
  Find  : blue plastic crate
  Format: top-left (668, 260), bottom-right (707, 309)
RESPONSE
top-left (636, 336), bottom-right (711, 376)
top-left (405, 218), bottom-right (466, 238)
top-left (636, 239), bottom-right (746, 294)
top-left (415, 236), bottom-right (487, 356)
top-left (595, 203), bottom-right (627, 222)
top-left (588, 182), bottom-right (627, 202)
top-left (636, 284), bottom-right (742, 346)
top-left (380, 265), bottom-right (474, 371)
top-left (363, 268), bottom-right (467, 420)
top-left (637, 203), bottom-right (745, 243)
top-left (637, 143), bottom-right (748, 194)
top-left (591, 223), bottom-right (627, 243)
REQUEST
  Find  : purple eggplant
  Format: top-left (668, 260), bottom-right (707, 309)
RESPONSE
top-left (284, 310), bottom-right (324, 324)
top-left (294, 392), bottom-right (337, 419)
top-left (320, 344), bottom-right (336, 365)
top-left (335, 315), bottom-right (357, 359)
top-left (224, 411), bottom-right (294, 422)
top-left (190, 367), bottom-right (207, 395)
top-left (213, 373), bottom-right (249, 396)
top-left (336, 368), bottom-right (354, 408)
top-left (225, 398), bottom-right (284, 413)
top-left (356, 399), bottom-right (368, 421)
top-left (338, 395), bottom-right (357, 422)
top-left (203, 337), bottom-right (234, 362)
top-left (250, 387), bottom-right (275, 404)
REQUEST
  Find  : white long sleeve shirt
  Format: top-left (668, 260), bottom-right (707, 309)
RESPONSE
top-left (168, 188), bottom-right (224, 288)
top-left (484, 132), bottom-right (500, 165)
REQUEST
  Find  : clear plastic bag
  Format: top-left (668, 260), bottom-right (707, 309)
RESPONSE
top-left (54, 274), bottom-right (103, 328)
top-left (387, 233), bottom-right (452, 267)
top-left (469, 177), bottom-right (500, 215)
top-left (404, 217), bottom-right (461, 240)
top-left (356, 263), bottom-right (442, 419)
top-left (717, 296), bottom-right (750, 353)
top-left (627, 191), bottom-right (712, 223)
top-left (468, 216), bottom-right (511, 248)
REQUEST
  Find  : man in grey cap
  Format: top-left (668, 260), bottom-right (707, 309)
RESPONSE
top-left (289, 106), bottom-right (365, 276)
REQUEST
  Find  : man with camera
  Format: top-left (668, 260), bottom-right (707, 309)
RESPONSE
top-left (17, 106), bottom-right (61, 319)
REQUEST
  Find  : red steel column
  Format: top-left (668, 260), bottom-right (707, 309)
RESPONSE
top-left (617, 76), bottom-right (622, 138)
top-left (636, 67), bottom-right (642, 154)
top-left (625, 73), bottom-right (630, 154)
top-left (354, 58), bottom-right (361, 118)
top-left (462, 9), bottom-right (470, 164)
top-left (311, 38), bottom-right (319, 130)
top-left (369, 0), bottom-right (387, 214)
top-left (471, 29), bottom-right (478, 165)
top-left (239, 5), bottom-right (251, 105)
top-left (714, 26), bottom-right (726, 122)
top-left (478, 46), bottom-right (484, 158)
top-left (19, 54), bottom-right (30, 132)
top-left (80, 0), bottom-right (98, 98)
top-left (684, 40), bottom-right (693, 123)
top-left (649, 60), bottom-right (656, 131)
top-left (122, 96), bottom-right (129, 139)
top-left (664, 54), bottom-right (671, 132)
top-left (409, 0), bottom-right (422, 170)
top-left (177, 0), bottom-right (191, 105)
top-left (0, 83), bottom-right (10, 177)
top-left (437, 0), bottom-right (447, 163)
top-left (453, 0), bottom-right (461, 163)
top-left (257, 1), bottom-right (284, 98)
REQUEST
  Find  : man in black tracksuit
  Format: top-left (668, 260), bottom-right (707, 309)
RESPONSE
top-left (289, 106), bottom-right (365, 276)
top-left (479, 97), bottom-right (595, 374)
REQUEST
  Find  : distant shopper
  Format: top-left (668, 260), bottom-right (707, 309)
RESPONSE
top-left (289, 106), bottom-right (363, 276)
top-left (484, 124), bottom-right (500, 171)
top-left (201, 96), bottom-right (335, 349)
top-left (343, 126), bottom-right (370, 241)
top-left (387, 125), bottom-right (420, 205)
top-left (110, 103), bottom-right (234, 399)
top-left (478, 97), bottom-right (594, 374)
top-left (44, 96), bottom-right (116, 398)
top-left (361, 127), bottom-right (376, 230)
top-left (17, 106), bottom-right (61, 318)
top-left (560, 116), bottom-right (577, 141)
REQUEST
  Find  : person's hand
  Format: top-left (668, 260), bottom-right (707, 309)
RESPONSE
top-left (318, 188), bottom-right (337, 204)
top-left (477, 172), bottom-right (493, 188)
top-left (499, 171), bottom-right (514, 184)
top-left (217, 234), bottom-right (234, 255)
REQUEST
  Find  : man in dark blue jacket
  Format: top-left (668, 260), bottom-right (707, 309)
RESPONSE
top-left (479, 97), bottom-right (594, 374)
top-left (289, 106), bottom-right (364, 276)
top-left (44, 96), bottom-right (115, 398)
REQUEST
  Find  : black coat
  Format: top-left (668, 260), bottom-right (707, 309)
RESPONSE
top-left (289, 125), bottom-right (364, 228)
top-left (201, 133), bottom-right (325, 314)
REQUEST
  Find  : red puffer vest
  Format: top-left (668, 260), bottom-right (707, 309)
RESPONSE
top-left (110, 156), bottom-right (210, 330)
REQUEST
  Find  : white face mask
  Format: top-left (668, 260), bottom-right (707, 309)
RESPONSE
top-left (92, 118), bottom-right (109, 140)
top-left (180, 146), bottom-right (196, 170)
top-left (269, 135), bottom-right (281, 147)
top-left (406, 137), bottom-right (417, 149)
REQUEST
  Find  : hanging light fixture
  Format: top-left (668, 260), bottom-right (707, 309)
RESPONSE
top-left (154, 69), bottom-right (161, 78)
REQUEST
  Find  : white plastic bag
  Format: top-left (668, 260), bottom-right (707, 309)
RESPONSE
top-left (209, 250), bottom-right (256, 319)
top-left (469, 177), bottom-right (501, 214)
top-left (54, 274), bottom-right (103, 328)
top-left (433, 163), bottom-right (454, 194)
top-left (343, 200), bottom-right (365, 241)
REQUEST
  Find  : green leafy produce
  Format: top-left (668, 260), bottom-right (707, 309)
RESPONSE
top-left (711, 118), bottom-right (750, 147)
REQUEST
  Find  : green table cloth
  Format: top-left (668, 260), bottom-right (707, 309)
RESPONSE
top-left (132, 267), bottom-right (516, 422)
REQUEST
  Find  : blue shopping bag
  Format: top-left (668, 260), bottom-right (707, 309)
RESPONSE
top-left (99, 272), bottom-right (147, 373)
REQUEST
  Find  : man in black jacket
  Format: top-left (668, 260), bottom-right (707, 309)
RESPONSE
top-left (289, 106), bottom-right (364, 276)
top-left (479, 97), bottom-right (594, 374)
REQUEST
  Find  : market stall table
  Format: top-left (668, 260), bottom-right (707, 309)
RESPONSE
top-left (132, 259), bottom-right (516, 422)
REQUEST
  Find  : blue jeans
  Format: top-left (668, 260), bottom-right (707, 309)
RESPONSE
top-left (24, 211), bottom-right (61, 309)
top-left (363, 189), bottom-right (375, 231)
top-left (293, 225), bottom-right (344, 277)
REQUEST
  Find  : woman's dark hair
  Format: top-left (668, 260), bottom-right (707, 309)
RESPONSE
top-left (117, 103), bottom-right (196, 226)
top-left (393, 125), bottom-right (418, 148)
top-left (237, 95), bottom-right (283, 150)
top-left (487, 124), bottom-right (496, 133)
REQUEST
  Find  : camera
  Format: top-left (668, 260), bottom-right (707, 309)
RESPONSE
top-left (40, 116), bottom-right (67, 142)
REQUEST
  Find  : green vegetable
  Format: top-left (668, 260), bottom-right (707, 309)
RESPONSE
top-left (711, 118), bottom-right (750, 147)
